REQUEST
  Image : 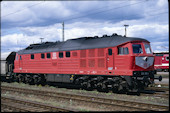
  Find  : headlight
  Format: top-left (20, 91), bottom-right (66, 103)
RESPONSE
top-left (133, 71), bottom-right (139, 76)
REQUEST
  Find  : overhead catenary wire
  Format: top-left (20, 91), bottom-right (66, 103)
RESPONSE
top-left (63, 10), bottom-right (168, 30)
top-left (1, 10), bottom-right (168, 37)
top-left (1, 1), bottom-right (168, 42)
top-left (60, 1), bottom-right (146, 22)
top-left (2, 0), bottom-right (168, 27)
top-left (1, 1), bottom-right (168, 54)
top-left (2, 1), bottom-right (45, 17)
top-left (1, 1), bottom-right (144, 34)
top-left (2, 1), bottom-right (145, 21)
top-left (1, 1), bottom-right (126, 18)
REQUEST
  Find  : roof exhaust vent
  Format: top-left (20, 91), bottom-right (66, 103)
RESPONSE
top-left (112, 33), bottom-right (118, 36)
top-left (102, 34), bottom-right (107, 37)
top-left (94, 36), bottom-right (98, 38)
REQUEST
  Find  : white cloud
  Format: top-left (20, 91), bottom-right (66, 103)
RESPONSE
top-left (1, 21), bottom-right (168, 51)
top-left (1, 33), bottom-right (35, 47)
top-left (1, 51), bottom-right (11, 59)
top-left (157, 0), bottom-right (168, 7)
top-left (1, 0), bottom-right (169, 56)
top-left (151, 41), bottom-right (169, 52)
top-left (2, 1), bottom-right (38, 21)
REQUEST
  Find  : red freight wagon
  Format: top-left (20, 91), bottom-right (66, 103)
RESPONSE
top-left (8, 33), bottom-right (162, 93)
top-left (154, 52), bottom-right (169, 72)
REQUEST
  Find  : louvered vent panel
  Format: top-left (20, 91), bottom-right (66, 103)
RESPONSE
top-left (72, 52), bottom-right (77, 57)
top-left (98, 48), bottom-right (104, 57)
top-left (88, 49), bottom-right (95, 57)
top-left (88, 59), bottom-right (95, 67)
top-left (80, 59), bottom-right (86, 67)
top-left (80, 50), bottom-right (86, 58)
top-left (98, 58), bottom-right (105, 67)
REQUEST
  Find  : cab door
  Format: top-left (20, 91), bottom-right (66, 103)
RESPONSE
top-left (107, 48), bottom-right (114, 71)
top-left (19, 55), bottom-right (22, 71)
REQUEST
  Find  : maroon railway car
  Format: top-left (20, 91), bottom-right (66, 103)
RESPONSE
top-left (154, 52), bottom-right (169, 72)
top-left (11, 34), bottom-right (162, 93)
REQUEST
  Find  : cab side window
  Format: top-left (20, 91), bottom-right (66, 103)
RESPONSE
top-left (16, 55), bottom-right (18, 60)
top-left (20, 55), bottom-right (22, 60)
top-left (59, 52), bottom-right (63, 58)
top-left (118, 47), bottom-right (129, 55)
top-left (166, 56), bottom-right (169, 61)
top-left (47, 53), bottom-right (51, 58)
top-left (108, 49), bottom-right (112, 55)
top-left (118, 47), bottom-right (124, 55)
top-left (66, 51), bottom-right (70, 57)
top-left (31, 54), bottom-right (34, 59)
top-left (124, 47), bottom-right (129, 54)
top-left (41, 53), bottom-right (45, 59)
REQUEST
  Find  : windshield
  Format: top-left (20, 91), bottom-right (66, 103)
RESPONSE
top-left (144, 43), bottom-right (152, 54)
top-left (132, 44), bottom-right (143, 53)
top-left (166, 56), bottom-right (169, 61)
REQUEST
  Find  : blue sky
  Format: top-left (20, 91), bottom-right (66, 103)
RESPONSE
top-left (1, 0), bottom-right (169, 58)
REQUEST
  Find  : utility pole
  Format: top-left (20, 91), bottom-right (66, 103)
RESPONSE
top-left (17, 39), bottom-right (19, 50)
top-left (124, 24), bottom-right (129, 37)
top-left (62, 22), bottom-right (64, 42)
top-left (40, 38), bottom-right (44, 43)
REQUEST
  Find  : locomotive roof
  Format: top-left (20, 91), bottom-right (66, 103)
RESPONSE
top-left (17, 34), bottom-right (149, 55)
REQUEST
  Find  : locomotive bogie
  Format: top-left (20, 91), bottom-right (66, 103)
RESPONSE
top-left (13, 73), bottom-right (46, 85)
top-left (10, 73), bottom-right (154, 93)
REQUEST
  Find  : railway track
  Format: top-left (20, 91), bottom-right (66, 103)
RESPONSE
top-left (1, 95), bottom-right (77, 112)
top-left (146, 86), bottom-right (169, 92)
top-left (153, 91), bottom-right (169, 98)
top-left (141, 85), bottom-right (169, 98)
top-left (1, 85), bottom-right (169, 111)
top-left (155, 83), bottom-right (169, 87)
top-left (141, 91), bottom-right (169, 99)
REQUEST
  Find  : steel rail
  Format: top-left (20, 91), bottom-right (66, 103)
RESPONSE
top-left (1, 95), bottom-right (77, 112)
top-left (1, 85), bottom-right (169, 111)
top-left (155, 83), bottom-right (169, 86)
top-left (155, 83), bottom-right (169, 87)
top-left (153, 92), bottom-right (169, 98)
top-left (141, 92), bottom-right (169, 99)
top-left (1, 86), bottom-right (169, 111)
top-left (146, 87), bottom-right (169, 92)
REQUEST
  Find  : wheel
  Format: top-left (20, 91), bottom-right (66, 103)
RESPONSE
top-left (112, 84), bottom-right (119, 93)
top-left (86, 80), bottom-right (93, 91)
top-left (33, 75), bottom-right (39, 85)
top-left (96, 82), bottom-right (103, 92)
top-left (18, 74), bottom-right (23, 83)
top-left (25, 75), bottom-right (34, 85)
top-left (101, 82), bottom-right (109, 93)
top-left (13, 75), bottom-right (19, 82)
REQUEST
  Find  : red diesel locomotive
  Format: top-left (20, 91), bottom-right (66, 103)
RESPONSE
top-left (5, 33), bottom-right (162, 93)
top-left (154, 52), bottom-right (169, 72)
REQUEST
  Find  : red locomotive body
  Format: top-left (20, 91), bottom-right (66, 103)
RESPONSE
top-left (14, 36), bottom-right (154, 76)
top-left (154, 52), bottom-right (169, 72)
top-left (10, 34), bottom-right (161, 93)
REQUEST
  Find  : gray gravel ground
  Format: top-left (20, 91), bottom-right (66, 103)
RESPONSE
top-left (1, 82), bottom-right (169, 106)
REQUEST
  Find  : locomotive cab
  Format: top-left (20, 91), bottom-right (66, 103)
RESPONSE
top-left (131, 41), bottom-right (154, 70)
top-left (130, 41), bottom-right (162, 89)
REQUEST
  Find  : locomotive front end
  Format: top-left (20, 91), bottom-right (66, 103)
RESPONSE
top-left (131, 41), bottom-right (162, 89)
